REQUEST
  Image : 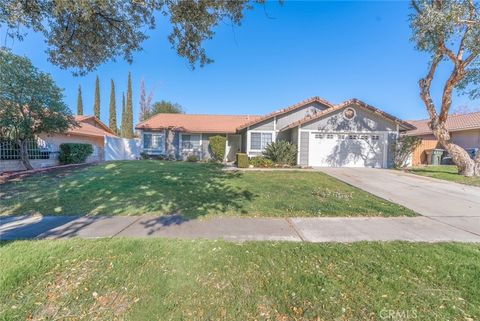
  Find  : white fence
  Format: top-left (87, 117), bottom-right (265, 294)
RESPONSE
top-left (104, 136), bottom-right (140, 161)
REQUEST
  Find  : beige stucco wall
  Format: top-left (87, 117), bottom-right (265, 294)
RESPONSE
top-left (39, 133), bottom-right (105, 163)
top-left (451, 129), bottom-right (480, 149)
top-left (0, 134), bottom-right (104, 172)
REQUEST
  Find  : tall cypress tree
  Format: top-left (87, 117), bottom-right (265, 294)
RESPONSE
top-left (94, 75), bottom-right (100, 119)
top-left (121, 92), bottom-right (126, 137)
top-left (125, 72), bottom-right (134, 138)
top-left (109, 79), bottom-right (117, 133)
top-left (77, 85), bottom-right (84, 115)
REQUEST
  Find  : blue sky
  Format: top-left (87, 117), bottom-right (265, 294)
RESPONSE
top-left (2, 1), bottom-right (478, 125)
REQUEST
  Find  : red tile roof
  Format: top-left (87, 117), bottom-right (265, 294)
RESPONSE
top-left (407, 112), bottom-right (480, 136)
top-left (135, 113), bottom-right (262, 133)
top-left (236, 96), bottom-right (334, 130)
top-left (283, 98), bottom-right (416, 131)
top-left (68, 115), bottom-right (117, 137)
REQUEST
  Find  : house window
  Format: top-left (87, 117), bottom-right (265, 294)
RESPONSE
top-left (326, 134), bottom-right (334, 139)
top-left (143, 133), bottom-right (165, 150)
top-left (315, 134), bottom-right (324, 139)
top-left (371, 135), bottom-right (380, 141)
top-left (250, 132), bottom-right (272, 150)
top-left (181, 134), bottom-right (201, 151)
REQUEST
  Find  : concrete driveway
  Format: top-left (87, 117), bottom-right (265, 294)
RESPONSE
top-left (317, 168), bottom-right (480, 217)
top-left (318, 167), bottom-right (480, 236)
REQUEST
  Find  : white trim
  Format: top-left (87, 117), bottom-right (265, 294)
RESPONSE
top-left (200, 133), bottom-right (203, 159)
top-left (296, 125), bottom-right (301, 165)
top-left (382, 132), bottom-right (388, 168)
top-left (246, 126), bottom-right (250, 155)
top-left (247, 130), bottom-right (275, 155)
top-left (179, 133), bottom-right (202, 157)
top-left (224, 134), bottom-right (229, 162)
top-left (273, 116), bottom-right (277, 131)
top-left (142, 130), bottom-right (166, 154)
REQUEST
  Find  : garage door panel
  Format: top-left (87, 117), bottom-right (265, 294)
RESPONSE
top-left (308, 132), bottom-right (385, 168)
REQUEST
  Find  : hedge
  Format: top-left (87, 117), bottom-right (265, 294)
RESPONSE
top-left (236, 153), bottom-right (249, 168)
top-left (59, 143), bottom-right (93, 164)
top-left (209, 135), bottom-right (227, 161)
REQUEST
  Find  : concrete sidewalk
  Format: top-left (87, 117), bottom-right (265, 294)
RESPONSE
top-left (1, 215), bottom-right (480, 243)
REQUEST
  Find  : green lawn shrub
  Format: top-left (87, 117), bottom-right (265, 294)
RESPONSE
top-left (59, 143), bottom-right (93, 164)
top-left (209, 135), bottom-right (227, 162)
top-left (236, 153), bottom-right (249, 168)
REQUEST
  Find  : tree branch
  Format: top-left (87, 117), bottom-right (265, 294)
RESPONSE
top-left (419, 54), bottom-right (443, 123)
top-left (439, 66), bottom-right (465, 123)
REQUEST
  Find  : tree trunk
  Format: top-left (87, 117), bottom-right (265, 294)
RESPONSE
top-left (433, 124), bottom-right (477, 176)
top-left (18, 139), bottom-right (33, 170)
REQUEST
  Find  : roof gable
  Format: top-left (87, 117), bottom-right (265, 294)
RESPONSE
top-left (69, 115), bottom-right (117, 137)
top-left (283, 99), bottom-right (415, 131)
top-left (236, 96), bottom-right (334, 130)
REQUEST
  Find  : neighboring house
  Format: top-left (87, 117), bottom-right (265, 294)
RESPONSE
top-left (136, 97), bottom-right (415, 168)
top-left (407, 112), bottom-right (480, 165)
top-left (0, 115), bottom-right (118, 172)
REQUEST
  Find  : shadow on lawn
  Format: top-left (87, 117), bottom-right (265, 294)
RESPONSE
top-left (1, 161), bottom-right (257, 239)
top-left (0, 161), bottom-right (255, 219)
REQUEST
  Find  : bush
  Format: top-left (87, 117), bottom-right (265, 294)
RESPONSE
top-left (186, 154), bottom-right (198, 162)
top-left (250, 156), bottom-right (274, 168)
top-left (236, 153), bottom-right (249, 168)
top-left (391, 136), bottom-right (422, 168)
top-left (209, 135), bottom-right (226, 161)
top-left (263, 140), bottom-right (297, 166)
top-left (59, 143), bottom-right (93, 164)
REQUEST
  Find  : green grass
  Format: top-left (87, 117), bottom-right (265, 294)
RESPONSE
top-left (0, 160), bottom-right (415, 217)
top-left (409, 165), bottom-right (480, 187)
top-left (1, 239), bottom-right (479, 320)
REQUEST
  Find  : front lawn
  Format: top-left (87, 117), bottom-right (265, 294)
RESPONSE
top-left (0, 160), bottom-right (415, 217)
top-left (409, 165), bottom-right (480, 187)
top-left (1, 239), bottom-right (479, 320)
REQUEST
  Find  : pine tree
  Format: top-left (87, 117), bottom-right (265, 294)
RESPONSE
top-left (109, 79), bottom-right (117, 133)
top-left (94, 75), bottom-right (100, 119)
top-left (125, 72), bottom-right (134, 138)
top-left (121, 92), bottom-right (126, 137)
top-left (77, 85), bottom-right (84, 115)
top-left (139, 79), bottom-right (147, 121)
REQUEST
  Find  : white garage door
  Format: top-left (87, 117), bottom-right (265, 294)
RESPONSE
top-left (308, 132), bottom-right (386, 168)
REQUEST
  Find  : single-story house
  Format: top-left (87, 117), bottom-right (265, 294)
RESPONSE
top-left (407, 112), bottom-right (480, 165)
top-left (136, 97), bottom-right (415, 168)
top-left (0, 115), bottom-right (117, 172)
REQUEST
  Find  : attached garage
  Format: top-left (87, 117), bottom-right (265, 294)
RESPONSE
top-left (290, 99), bottom-right (416, 168)
top-left (308, 132), bottom-right (386, 168)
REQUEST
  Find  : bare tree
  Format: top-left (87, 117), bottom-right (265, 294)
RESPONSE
top-left (411, 0), bottom-right (480, 176)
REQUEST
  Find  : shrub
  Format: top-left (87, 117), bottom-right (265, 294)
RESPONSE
top-left (236, 153), bottom-right (249, 168)
top-left (209, 135), bottom-right (226, 161)
top-left (186, 154), bottom-right (198, 162)
top-left (250, 156), bottom-right (274, 168)
top-left (59, 143), bottom-right (93, 164)
top-left (391, 136), bottom-right (422, 168)
top-left (263, 140), bottom-right (297, 166)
